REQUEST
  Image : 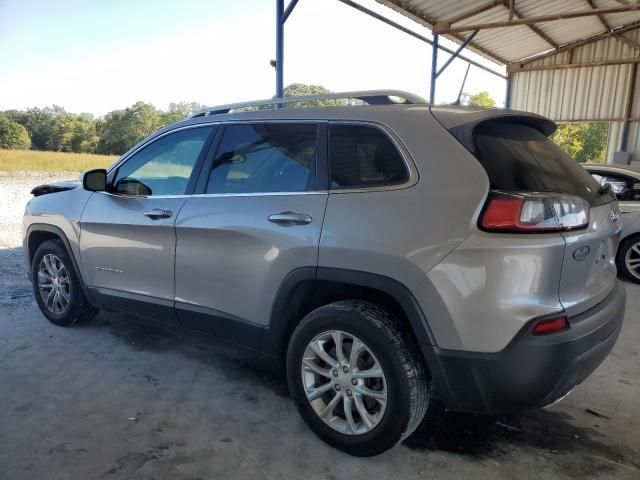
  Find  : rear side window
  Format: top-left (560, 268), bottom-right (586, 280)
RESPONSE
top-left (329, 125), bottom-right (408, 189)
top-left (474, 122), bottom-right (607, 205)
top-left (206, 124), bottom-right (317, 194)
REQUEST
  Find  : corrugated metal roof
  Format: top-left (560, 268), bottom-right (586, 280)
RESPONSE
top-left (371, 0), bottom-right (640, 163)
top-left (376, 0), bottom-right (640, 64)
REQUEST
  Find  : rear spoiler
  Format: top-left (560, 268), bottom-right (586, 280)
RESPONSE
top-left (430, 106), bottom-right (556, 154)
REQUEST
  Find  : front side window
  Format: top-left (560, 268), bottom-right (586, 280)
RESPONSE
top-left (329, 124), bottom-right (408, 189)
top-left (206, 123), bottom-right (317, 194)
top-left (113, 126), bottom-right (213, 196)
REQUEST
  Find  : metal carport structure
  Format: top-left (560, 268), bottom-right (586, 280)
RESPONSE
top-left (274, 0), bottom-right (640, 164)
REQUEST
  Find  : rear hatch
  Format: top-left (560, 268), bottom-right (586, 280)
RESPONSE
top-left (432, 107), bottom-right (621, 316)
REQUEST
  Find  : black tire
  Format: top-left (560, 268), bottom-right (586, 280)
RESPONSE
top-left (31, 239), bottom-right (98, 326)
top-left (617, 234), bottom-right (640, 284)
top-left (286, 300), bottom-right (429, 456)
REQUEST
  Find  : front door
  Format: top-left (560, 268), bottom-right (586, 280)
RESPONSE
top-left (174, 122), bottom-right (327, 345)
top-left (80, 125), bottom-right (215, 322)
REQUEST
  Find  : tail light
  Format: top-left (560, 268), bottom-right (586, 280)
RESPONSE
top-left (481, 191), bottom-right (590, 233)
top-left (532, 316), bottom-right (569, 335)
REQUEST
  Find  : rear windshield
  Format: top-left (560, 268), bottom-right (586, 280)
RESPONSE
top-left (474, 122), bottom-right (609, 205)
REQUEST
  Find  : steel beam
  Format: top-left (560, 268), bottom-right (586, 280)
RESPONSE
top-left (517, 20), bottom-right (640, 65)
top-left (504, 1), bottom-right (558, 49)
top-left (456, 64), bottom-right (471, 105)
top-left (621, 63), bottom-right (638, 151)
top-left (436, 30), bottom-right (479, 78)
top-left (275, 0), bottom-right (300, 100)
top-left (505, 72), bottom-right (512, 108)
top-left (275, 0), bottom-right (284, 99)
top-left (433, 5), bottom-right (640, 34)
top-left (377, 0), bottom-right (509, 65)
top-left (509, 58), bottom-right (640, 73)
top-left (430, 34), bottom-right (439, 104)
top-left (337, 0), bottom-right (506, 78)
top-left (439, 1), bottom-right (504, 26)
top-left (282, 0), bottom-right (300, 23)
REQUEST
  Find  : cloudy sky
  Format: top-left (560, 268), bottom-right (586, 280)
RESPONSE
top-left (0, 0), bottom-right (506, 115)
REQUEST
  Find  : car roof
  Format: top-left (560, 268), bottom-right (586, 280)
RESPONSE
top-left (114, 93), bottom-right (557, 165)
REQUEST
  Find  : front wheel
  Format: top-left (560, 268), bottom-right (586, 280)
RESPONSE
top-left (286, 300), bottom-right (429, 456)
top-left (31, 239), bottom-right (98, 326)
top-left (617, 235), bottom-right (640, 284)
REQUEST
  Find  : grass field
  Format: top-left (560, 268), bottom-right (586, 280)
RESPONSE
top-left (0, 149), bottom-right (118, 173)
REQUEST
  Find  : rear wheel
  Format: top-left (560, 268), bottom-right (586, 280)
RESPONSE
top-left (31, 239), bottom-right (98, 326)
top-left (617, 235), bottom-right (640, 283)
top-left (286, 300), bottom-right (429, 456)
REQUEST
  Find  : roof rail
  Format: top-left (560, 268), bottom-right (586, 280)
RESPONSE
top-left (188, 90), bottom-right (427, 118)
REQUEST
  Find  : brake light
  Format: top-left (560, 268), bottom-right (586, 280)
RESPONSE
top-left (481, 191), bottom-right (589, 233)
top-left (532, 316), bottom-right (569, 335)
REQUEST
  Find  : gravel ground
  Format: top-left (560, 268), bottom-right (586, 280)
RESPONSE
top-left (0, 171), bottom-right (77, 248)
top-left (0, 172), bottom-right (638, 479)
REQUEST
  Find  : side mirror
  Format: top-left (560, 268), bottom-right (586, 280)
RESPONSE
top-left (217, 151), bottom-right (246, 165)
top-left (82, 169), bottom-right (107, 192)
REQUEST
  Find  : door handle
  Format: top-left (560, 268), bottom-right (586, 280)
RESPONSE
top-left (143, 208), bottom-right (173, 219)
top-left (268, 211), bottom-right (312, 226)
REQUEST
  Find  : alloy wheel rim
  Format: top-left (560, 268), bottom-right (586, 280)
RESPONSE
top-left (38, 254), bottom-right (71, 315)
top-left (625, 241), bottom-right (640, 281)
top-left (300, 330), bottom-right (387, 435)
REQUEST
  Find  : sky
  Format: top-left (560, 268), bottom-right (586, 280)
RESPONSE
top-left (0, 0), bottom-right (507, 116)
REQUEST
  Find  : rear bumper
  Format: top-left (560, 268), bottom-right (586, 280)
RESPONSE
top-left (423, 281), bottom-right (626, 415)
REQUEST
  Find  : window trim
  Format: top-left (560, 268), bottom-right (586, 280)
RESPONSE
top-left (104, 124), bottom-right (218, 198)
top-left (326, 121), bottom-right (417, 194)
top-left (194, 121), bottom-right (327, 196)
top-left (102, 119), bottom-right (418, 199)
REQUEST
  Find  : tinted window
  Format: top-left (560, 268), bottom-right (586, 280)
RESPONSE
top-left (474, 122), bottom-right (609, 205)
top-left (329, 125), bottom-right (408, 189)
top-left (206, 124), bottom-right (316, 194)
top-left (114, 127), bottom-right (212, 196)
top-left (590, 172), bottom-right (639, 201)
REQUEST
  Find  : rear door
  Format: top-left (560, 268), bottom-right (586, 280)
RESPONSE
top-left (472, 121), bottom-right (621, 315)
top-left (174, 122), bottom-right (327, 345)
top-left (80, 125), bottom-right (215, 321)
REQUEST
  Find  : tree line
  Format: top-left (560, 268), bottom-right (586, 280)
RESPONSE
top-left (0, 84), bottom-right (337, 155)
top-left (0, 101), bottom-right (205, 155)
top-left (0, 84), bottom-right (608, 163)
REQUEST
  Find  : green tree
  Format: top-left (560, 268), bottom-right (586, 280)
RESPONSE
top-left (162, 102), bottom-right (206, 124)
top-left (97, 102), bottom-right (164, 155)
top-left (0, 115), bottom-right (31, 149)
top-left (461, 91), bottom-right (496, 107)
top-left (551, 122), bottom-right (608, 163)
top-left (282, 83), bottom-right (347, 107)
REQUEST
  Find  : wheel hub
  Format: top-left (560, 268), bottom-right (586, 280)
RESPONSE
top-left (37, 253), bottom-right (71, 316)
top-left (333, 366), bottom-right (356, 392)
top-left (300, 330), bottom-right (387, 436)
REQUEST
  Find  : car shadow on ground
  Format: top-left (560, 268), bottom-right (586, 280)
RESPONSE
top-left (88, 312), bottom-right (639, 473)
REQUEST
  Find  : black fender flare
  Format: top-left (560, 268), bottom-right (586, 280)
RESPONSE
top-left (261, 266), bottom-right (436, 357)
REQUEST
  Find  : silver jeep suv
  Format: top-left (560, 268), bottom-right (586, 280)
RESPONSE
top-left (23, 91), bottom-right (626, 456)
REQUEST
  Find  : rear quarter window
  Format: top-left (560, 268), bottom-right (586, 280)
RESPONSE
top-left (474, 122), bottom-right (608, 205)
top-left (329, 124), bottom-right (408, 189)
